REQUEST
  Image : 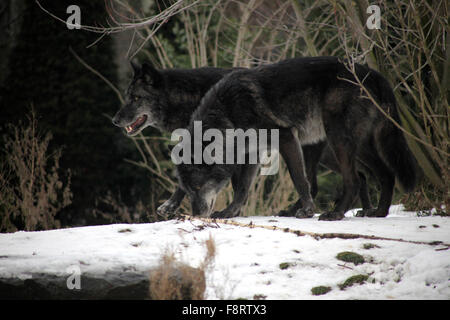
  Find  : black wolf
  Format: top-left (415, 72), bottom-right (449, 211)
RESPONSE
top-left (112, 61), bottom-right (234, 134)
top-left (110, 62), bottom-right (333, 217)
top-left (112, 60), bottom-right (408, 220)
top-left (112, 61), bottom-right (370, 218)
top-left (112, 62), bottom-right (238, 215)
top-left (175, 57), bottom-right (417, 220)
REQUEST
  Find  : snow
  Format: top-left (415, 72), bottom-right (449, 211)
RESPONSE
top-left (0, 205), bottom-right (449, 299)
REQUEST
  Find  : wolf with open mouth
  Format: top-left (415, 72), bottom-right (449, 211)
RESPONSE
top-left (112, 59), bottom-right (414, 220)
top-left (112, 61), bottom-right (240, 216)
top-left (112, 61), bottom-right (328, 218)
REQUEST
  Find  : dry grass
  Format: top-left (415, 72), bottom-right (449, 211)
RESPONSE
top-left (0, 109), bottom-right (72, 231)
top-left (92, 191), bottom-right (161, 223)
top-left (148, 234), bottom-right (217, 300)
top-left (149, 251), bottom-right (206, 300)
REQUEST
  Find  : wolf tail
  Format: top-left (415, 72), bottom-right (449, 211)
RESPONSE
top-left (376, 121), bottom-right (417, 191)
top-left (374, 87), bottom-right (418, 192)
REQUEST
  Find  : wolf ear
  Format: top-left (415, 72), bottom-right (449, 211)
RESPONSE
top-left (142, 62), bottom-right (162, 87)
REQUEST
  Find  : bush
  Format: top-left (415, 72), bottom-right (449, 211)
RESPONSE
top-left (148, 235), bottom-right (216, 300)
top-left (0, 110), bottom-right (72, 232)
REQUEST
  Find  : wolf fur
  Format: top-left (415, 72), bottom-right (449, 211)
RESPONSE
top-left (111, 62), bottom-right (329, 217)
top-left (112, 61), bottom-right (237, 216)
top-left (175, 57), bottom-right (417, 220)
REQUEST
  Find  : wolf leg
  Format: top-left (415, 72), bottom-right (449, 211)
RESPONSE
top-left (308, 142), bottom-right (372, 210)
top-left (211, 164), bottom-right (259, 219)
top-left (303, 141), bottom-right (327, 198)
top-left (156, 186), bottom-right (186, 218)
top-left (356, 152), bottom-right (394, 217)
top-left (319, 140), bottom-right (360, 221)
top-left (277, 128), bottom-right (315, 218)
top-left (358, 171), bottom-right (372, 210)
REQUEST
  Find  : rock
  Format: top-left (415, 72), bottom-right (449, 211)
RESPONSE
top-left (0, 265), bottom-right (206, 300)
top-left (0, 271), bottom-right (149, 299)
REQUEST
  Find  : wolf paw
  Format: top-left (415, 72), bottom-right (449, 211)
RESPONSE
top-left (294, 207), bottom-right (315, 219)
top-left (278, 203), bottom-right (314, 218)
top-left (211, 208), bottom-right (239, 219)
top-left (318, 211), bottom-right (345, 221)
top-left (156, 200), bottom-right (178, 219)
top-left (356, 208), bottom-right (388, 218)
top-left (278, 209), bottom-right (296, 217)
top-left (210, 211), bottom-right (226, 219)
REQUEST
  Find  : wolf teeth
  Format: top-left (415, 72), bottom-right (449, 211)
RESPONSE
top-left (126, 126), bottom-right (132, 133)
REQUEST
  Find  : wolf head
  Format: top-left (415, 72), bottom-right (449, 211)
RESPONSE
top-left (112, 61), bottom-right (168, 136)
top-left (176, 163), bottom-right (233, 216)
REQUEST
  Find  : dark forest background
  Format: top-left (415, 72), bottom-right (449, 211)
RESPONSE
top-left (0, 0), bottom-right (154, 229)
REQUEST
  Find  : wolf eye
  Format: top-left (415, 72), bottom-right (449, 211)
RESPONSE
top-left (134, 96), bottom-right (139, 101)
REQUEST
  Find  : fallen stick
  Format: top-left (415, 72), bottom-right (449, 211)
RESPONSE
top-left (179, 214), bottom-right (450, 248)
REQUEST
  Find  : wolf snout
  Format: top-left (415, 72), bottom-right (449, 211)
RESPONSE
top-left (112, 113), bottom-right (121, 126)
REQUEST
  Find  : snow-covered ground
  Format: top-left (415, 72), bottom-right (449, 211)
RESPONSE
top-left (0, 205), bottom-right (449, 299)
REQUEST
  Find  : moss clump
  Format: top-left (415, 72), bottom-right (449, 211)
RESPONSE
top-left (336, 251), bottom-right (365, 265)
top-left (311, 286), bottom-right (332, 296)
top-left (339, 274), bottom-right (369, 290)
top-left (363, 243), bottom-right (380, 250)
top-left (279, 262), bottom-right (292, 270)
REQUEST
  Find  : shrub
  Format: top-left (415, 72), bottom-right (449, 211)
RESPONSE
top-left (0, 110), bottom-right (72, 232)
top-left (148, 234), bottom-right (216, 300)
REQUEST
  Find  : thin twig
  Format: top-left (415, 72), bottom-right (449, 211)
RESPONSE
top-left (69, 47), bottom-right (124, 105)
top-left (180, 214), bottom-right (450, 248)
